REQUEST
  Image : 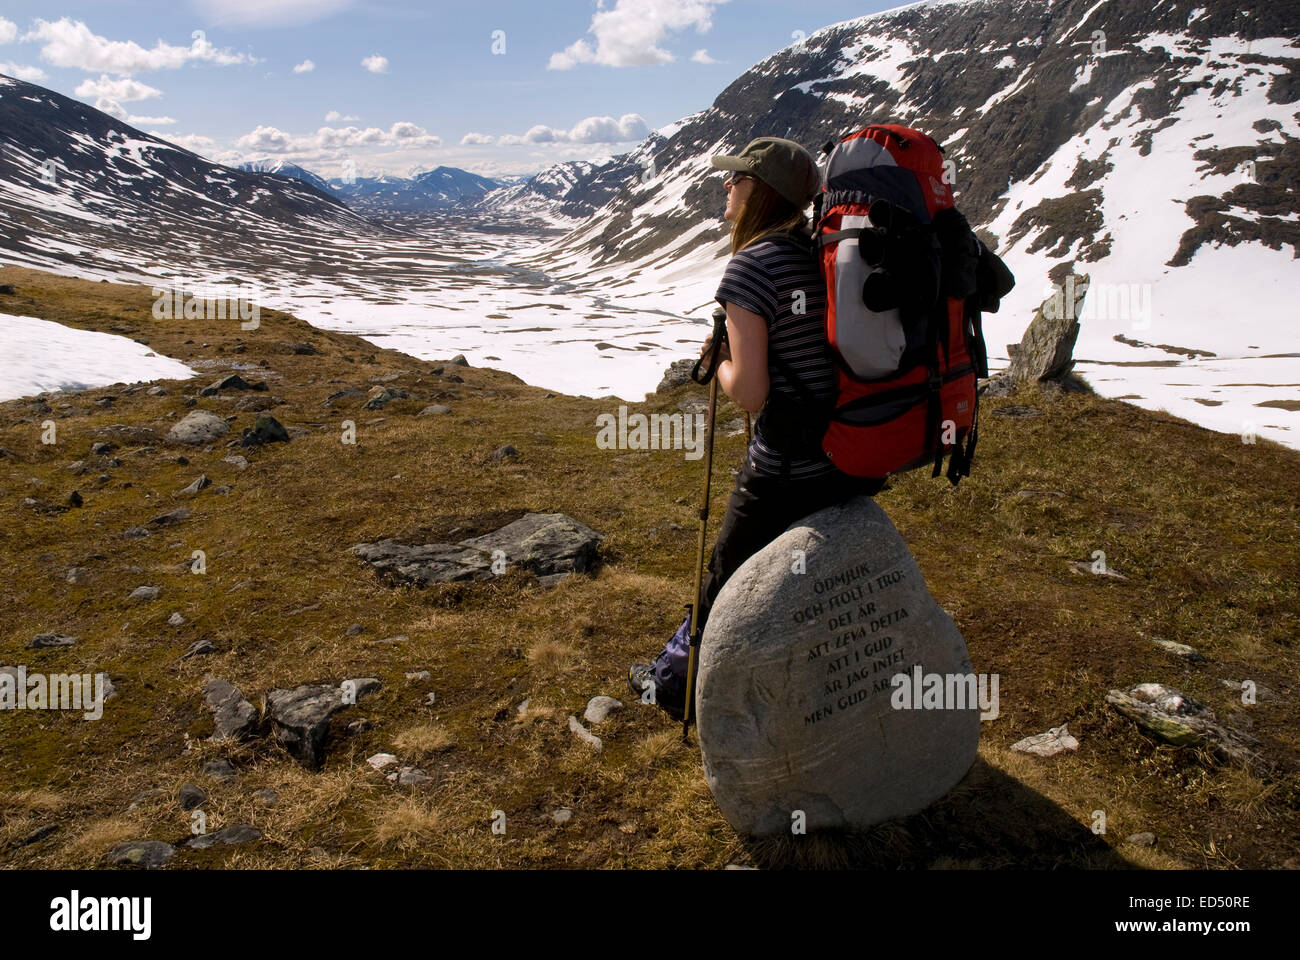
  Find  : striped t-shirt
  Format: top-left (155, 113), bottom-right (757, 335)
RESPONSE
top-left (715, 233), bottom-right (837, 479)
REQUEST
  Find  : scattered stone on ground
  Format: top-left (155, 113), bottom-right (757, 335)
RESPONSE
top-left (202, 759), bottom-right (238, 781)
top-left (367, 753), bottom-right (398, 771)
top-left (1149, 637), bottom-right (1207, 662)
top-left (178, 784), bottom-right (207, 810)
top-left (151, 507), bottom-right (191, 526)
top-left (179, 474), bottom-right (211, 496)
top-left (186, 824), bottom-right (262, 849)
top-left (1106, 682), bottom-right (1269, 774)
top-left (202, 679), bottom-right (259, 741)
top-left (239, 413), bottom-right (290, 447)
top-left (29, 633), bottom-right (77, 649)
top-left (1010, 723), bottom-right (1079, 757)
top-left (181, 639), bottom-right (216, 660)
top-left (584, 696), bottom-right (624, 725)
top-left (199, 374), bottom-right (267, 396)
top-left (263, 684), bottom-right (349, 769)
top-left (567, 715), bottom-right (603, 753)
top-left (341, 677), bottom-right (382, 702)
top-left (351, 512), bottom-right (602, 586)
top-left (108, 840), bottom-right (175, 868)
top-left (168, 410), bottom-right (229, 445)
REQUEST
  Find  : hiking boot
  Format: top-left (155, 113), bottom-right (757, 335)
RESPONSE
top-left (627, 663), bottom-right (684, 721)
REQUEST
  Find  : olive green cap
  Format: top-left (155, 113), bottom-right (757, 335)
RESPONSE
top-left (711, 136), bottom-right (821, 207)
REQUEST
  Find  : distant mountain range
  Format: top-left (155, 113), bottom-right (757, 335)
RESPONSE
top-left (232, 156), bottom-right (651, 221)
top-left (235, 160), bottom-right (505, 213)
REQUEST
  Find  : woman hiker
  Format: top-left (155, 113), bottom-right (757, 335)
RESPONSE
top-left (628, 136), bottom-right (887, 720)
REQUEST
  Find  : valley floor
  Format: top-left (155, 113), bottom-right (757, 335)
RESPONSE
top-left (0, 265), bottom-right (1297, 869)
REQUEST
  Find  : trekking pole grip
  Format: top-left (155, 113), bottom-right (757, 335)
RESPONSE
top-left (690, 307), bottom-right (729, 385)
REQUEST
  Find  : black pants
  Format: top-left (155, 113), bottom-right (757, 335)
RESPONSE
top-left (697, 459), bottom-right (887, 633)
top-left (649, 457), bottom-right (885, 704)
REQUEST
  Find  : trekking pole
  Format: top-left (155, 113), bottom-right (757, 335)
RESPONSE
top-left (682, 308), bottom-right (726, 742)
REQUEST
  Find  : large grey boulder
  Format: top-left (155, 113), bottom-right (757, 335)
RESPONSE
top-left (264, 684), bottom-right (348, 769)
top-left (167, 410), bottom-right (230, 445)
top-left (202, 678), bottom-right (259, 741)
top-left (459, 513), bottom-right (601, 576)
top-left (1006, 273), bottom-right (1086, 383)
top-left (696, 495), bottom-right (980, 837)
top-left (351, 512), bottom-right (601, 585)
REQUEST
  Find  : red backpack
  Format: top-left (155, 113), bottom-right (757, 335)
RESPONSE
top-left (788, 123), bottom-right (1014, 485)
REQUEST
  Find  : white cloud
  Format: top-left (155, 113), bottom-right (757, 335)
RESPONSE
top-left (497, 113), bottom-right (648, 146)
top-left (92, 96), bottom-right (175, 125)
top-left (235, 120), bottom-right (440, 156)
top-left (325, 110), bottom-right (360, 122)
top-left (153, 131), bottom-right (216, 155)
top-left (0, 17), bottom-right (18, 45)
top-left (0, 61), bottom-right (46, 82)
top-left (22, 18), bottom-right (253, 73)
top-left (549, 0), bottom-right (727, 69)
top-left (236, 124), bottom-right (296, 153)
top-left (361, 53), bottom-right (388, 74)
top-left (461, 132), bottom-right (494, 145)
top-left (191, 0), bottom-right (356, 28)
top-left (292, 59), bottom-right (315, 73)
top-left (570, 113), bottom-right (649, 142)
top-left (691, 48), bottom-right (717, 64)
top-left (75, 75), bottom-right (162, 102)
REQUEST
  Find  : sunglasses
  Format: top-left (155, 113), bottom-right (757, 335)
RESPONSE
top-left (723, 173), bottom-right (753, 188)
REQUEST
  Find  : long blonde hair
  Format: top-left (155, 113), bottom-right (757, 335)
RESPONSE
top-left (730, 176), bottom-right (809, 254)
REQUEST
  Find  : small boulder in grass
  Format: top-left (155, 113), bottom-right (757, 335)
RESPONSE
top-left (108, 840), bottom-right (175, 869)
top-left (179, 474), bottom-right (210, 496)
top-left (29, 633), bottom-right (77, 649)
top-left (167, 410), bottom-right (229, 446)
top-left (1010, 723), bottom-right (1079, 757)
top-left (239, 414), bottom-right (290, 447)
top-left (584, 696), bottom-right (623, 725)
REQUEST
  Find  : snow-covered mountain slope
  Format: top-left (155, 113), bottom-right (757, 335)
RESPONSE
top-left (473, 135), bottom-right (667, 224)
top-left (329, 166), bottom-right (504, 213)
top-left (0, 74), bottom-right (384, 280)
top-left (236, 158), bottom-right (334, 196)
top-left (523, 0), bottom-right (1299, 446)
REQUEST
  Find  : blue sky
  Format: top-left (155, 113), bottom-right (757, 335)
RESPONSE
top-left (0, 0), bottom-right (901, 179)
